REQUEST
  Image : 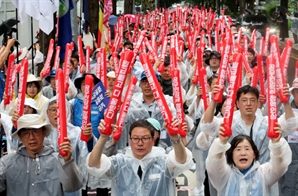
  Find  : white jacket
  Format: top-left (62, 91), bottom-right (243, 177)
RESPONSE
top-left (206, 138), bottom-right (291, 196)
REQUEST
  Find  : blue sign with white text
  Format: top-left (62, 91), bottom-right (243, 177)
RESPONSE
top-left (92, 82), bottom-right (110, 114)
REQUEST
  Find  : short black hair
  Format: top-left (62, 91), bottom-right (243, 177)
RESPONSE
top-left (226, 134), bottom-right (259, 167)
top-left (207, 75), bottom-right (218, 86)
top-left (129, 119), bottom-right (155, 137)
top-left (247, 47), bottom-right (255, 56)
top-left (236, 85), bottom-right (259, 101)
top-left (71, 53), bottom-right (79, 61)
top-left (214, 95), bottom-right (227, 117)
top-left (164, 56), bottom-right (170, 67)
top-left (27, 81), bottom-right (41, 93)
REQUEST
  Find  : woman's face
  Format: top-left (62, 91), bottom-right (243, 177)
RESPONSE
top-left (26, 82), bottom-right (38, 98)
top-left (247, 52), bottom-right (255, 64)
top-left (232, 139), bottom-right (256, 171)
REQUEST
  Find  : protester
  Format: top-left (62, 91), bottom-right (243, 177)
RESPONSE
top-left (105, 71), bottom-right (116, 98)
top-left (205, 51), bottom-right (221, 77)
top-left (42, 69), bottom-right (77, 100)
top-left (279, 78), bottom-right (298, 195)
top-left (87, 118), bottom-right (193, 196)
top-left (0, 38), bottom-right (15, 102)
top-left (82, 22), bottom-right (97, 51)
top-left (206, 123), bottom-right (291, 195)
top-left (118, 71), bottom-right (176, 149)
top-left (0, 98), bottom-right (40, 153)
top-left (44, 97), bottom-right (110, 196)
top-left (0, 114), bottom-right (83, 195)
top-left (71, 73), bottom-right (104, 139)
top-left (287, 12), bottom-right (298, 44)
top-left (199, 85), bottom-right (296, 164)
top-left (70, 53), bottom-right (82, 81)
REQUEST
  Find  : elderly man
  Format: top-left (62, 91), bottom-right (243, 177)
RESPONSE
top-left (87, 118), bottom-right (193, 196)
top-left (0, 114), bottom-right (83, 195)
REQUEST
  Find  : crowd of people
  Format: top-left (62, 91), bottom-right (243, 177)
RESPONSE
top-left (0, 4), bottom-right (298, 196)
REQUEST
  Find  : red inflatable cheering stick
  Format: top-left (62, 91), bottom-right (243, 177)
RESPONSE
top-left (113, 76), bottom-right (138, 140)
top-left (251, 67), bottom-right (259, 87)
top-left (53, 46), bottom-right (61, 70)
top-left (102, 50), bottom-right (134, 135)
top-left (80, 75), bottom-right (94, 142)
top-left (257, 54), bottom-right (266, 104)
top-left (41, 38), bottom-right (54, 78)
top-left (140, 53), bottom-right (178, 136)
top-left (96, 48), bottom-right (107, 88)
top-left (15, 58), bottom-right (29, 127)
top-left (266, 56), bottom-right (279, 138)
top-left (199, 67), bottom-right (210, 111)
top-left (192, 46), bottom-right (203, 84)
top-left (172, 68), bottom-right (186, 137)
top-left (157, 37), bottom-right (167, 72)
top-left (64, 42), bottom-right (73, 93)
top-left (270, 35), bottom-right (288, 103)
top-left (56, 69), bottom-right (68, 156)
top-left (222, 53), bottom-right (242, 137)
top-left (77, 36), bottom-right (85, 73)
top-left (4, 54), bottom-right (15, 105)
top-left (213, 37), bottom-right (232, 102)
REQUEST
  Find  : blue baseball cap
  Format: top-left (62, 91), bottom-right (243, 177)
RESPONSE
top-left (140, 71), bottom-right (161, 82)
top-left (45, 70), bottom-right (56, 83)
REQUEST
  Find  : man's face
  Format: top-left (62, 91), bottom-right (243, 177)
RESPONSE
top-left (236, 92), bottom-right (258, 118)
top-left (107, 77), bottom-right (116, 91)
top-left (71, 58), bottom-right (79, 69)
top-left (140, 79), bottom-right (153, 97)
top-left (292, 89), bottom-right (298, 105)
top-left (209, 55), bottom-right (220, 68)
top-left (160, 66), bottom-right (171, 81)
top-left (166, 45), bottom-right (170, 55)
top-left (130, 127), bottom-right (154, 159)
top-left (47, 103), bottom-right (58, 127)
top-left (19, 128), bottom-right (45, 153)
top-left (208, 78), bottom-right (218, 92)
top-left (69, 64), bottom-right (74, 75)
top-left (231, 26), bottom-right (237, 33)
top-left (124, 44), bottom-right (133, 50)
top-left (50, 77), bottom-right (56, 91)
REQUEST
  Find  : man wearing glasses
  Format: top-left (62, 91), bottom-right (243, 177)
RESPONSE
top-left (0, 114), bottom-right (83, 195)
top-left (87, 117), bottom-right (193, 196)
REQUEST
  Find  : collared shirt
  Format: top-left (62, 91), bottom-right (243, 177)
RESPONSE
top-left (142, 98), bottom-right (156, 117)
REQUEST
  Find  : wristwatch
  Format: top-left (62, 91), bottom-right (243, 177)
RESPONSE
top-left (171, 136), bottom-right (181, 144)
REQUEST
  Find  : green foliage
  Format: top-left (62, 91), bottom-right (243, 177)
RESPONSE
top-left (264, 2), bottom-right (278, 18)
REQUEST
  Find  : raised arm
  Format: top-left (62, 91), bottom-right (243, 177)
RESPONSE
top-left (281, 85), bottom-right (295, 120)
top-left (0, 38), bottom-right (15, 69)
top-left (88, 119), bottom-right (109, 168)
top-left (206, 124), bottom-right (231, 191)
top-left (202, 84), bottom-right (220, 123)
top-left (168, 117), bottom-right (187, 164)
top-left (262, 123), bottom-right (292, 187)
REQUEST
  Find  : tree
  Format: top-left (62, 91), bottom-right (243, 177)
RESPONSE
top-left (124, 0), bottom-right (133, 14)
top-left (88, 0), bottom-right (99, 40)
top-left (280, 0), bottom-right (289, 38)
